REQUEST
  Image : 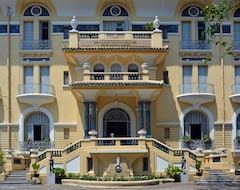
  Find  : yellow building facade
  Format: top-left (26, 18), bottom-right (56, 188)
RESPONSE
top-left (0, 0), bottom-right (240, 182)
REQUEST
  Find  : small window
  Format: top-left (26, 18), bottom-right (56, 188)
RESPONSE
top-left (87, 157), bottom-right (93, 171)
top-left (64, 128), bottom-right (69, 139)
top-left (164, 128), bottom-right (170, 139)
top-left (64, 71), bottom-right (69, 85)
top-left (143, 157), bottom-right (148, 171)
top-left (163, 71), bottom-right (169, 84)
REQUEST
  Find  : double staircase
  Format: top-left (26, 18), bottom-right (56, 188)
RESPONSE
top-left (196, 170), bottom-right (240, 185)
top-left (0, 169), bottom-right (31, 185)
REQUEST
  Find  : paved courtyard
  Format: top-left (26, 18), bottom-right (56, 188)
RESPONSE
top-left (0, 182), bottom-right (240, 190)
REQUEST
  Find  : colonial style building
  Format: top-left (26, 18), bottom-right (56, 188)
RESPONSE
top-left (0, 0), bottom-right (240, 183)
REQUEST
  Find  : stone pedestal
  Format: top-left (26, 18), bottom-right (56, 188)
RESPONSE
top-left (47, 172), bottom-right (55, 185)
top-left (180, 172), bottom-right (189, 183)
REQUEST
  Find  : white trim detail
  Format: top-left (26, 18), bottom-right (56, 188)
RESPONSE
top-left (232, 109), bottom-right (240, 149)
top-left (98, 102), bottom-right (136, 138)
top-left (18, 107), bottom-right (54, 143)
top-left (179, 106), bottom-right (214, 148)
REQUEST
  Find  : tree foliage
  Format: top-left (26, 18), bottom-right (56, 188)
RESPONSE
top-left (202, 0), bottom-right (240, 60)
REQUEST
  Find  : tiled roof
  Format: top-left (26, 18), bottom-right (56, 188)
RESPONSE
top-left (70, 81), bottom-right (166, 88)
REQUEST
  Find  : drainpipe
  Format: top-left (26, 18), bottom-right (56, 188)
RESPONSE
top-left (220, 23), bottom-right (225, 146)
top-left (7, 6), bottom-right (12, 149)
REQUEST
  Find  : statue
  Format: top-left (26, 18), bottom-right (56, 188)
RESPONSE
top-left (153, 16), bottom-right (160, 31)
top-left (49, 155), bottom-right (54, 172)
top-left (181, 156), bottom-right (186, 173)
top-left (71, 16), bottom-right (78, 31)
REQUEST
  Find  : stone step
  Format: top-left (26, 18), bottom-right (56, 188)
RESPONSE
top-left (0, 169), bottom-right (31, 185)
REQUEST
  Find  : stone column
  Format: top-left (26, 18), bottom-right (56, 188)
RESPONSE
top-left (84, 102), bottom-right (89, 138)
top-left (138, 102), bottom-right (144, 130)
top-left (145, 101), bottom-right (151, 137)
top-left (91, 102), bottom-right (96, 130)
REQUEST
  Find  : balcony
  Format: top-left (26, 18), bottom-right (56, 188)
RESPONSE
top-left (177, 83), bottom-right (215, 105)
top-left (19, 141), bottom-right (54, 151)
top-left (16, 84), bottom-right (56, 106)
top-left (180, 40), bottom-right (211, 56)
top-left (230, 84), bottom-right (240, 103)
top-left (19, 40), bottom-right (52, 56)
top-left (63, 31), bottom-right (168, 66)
top-left (232, 140), bottom-right (240, 157)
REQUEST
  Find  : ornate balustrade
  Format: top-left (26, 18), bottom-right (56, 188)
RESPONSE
top-left (20, 40), bottom-right (51, 50)
top-left (19, 141), bottom-right (54, 151)
top-left (88, 72), bottom-right (143, 81)
top-left (180, 40), bottom-right (211, 50)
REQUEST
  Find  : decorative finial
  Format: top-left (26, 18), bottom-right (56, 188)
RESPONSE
top-left (71, 16), bottom-right (78, 31)
top-left (153, 16), bottom-right (160, 31)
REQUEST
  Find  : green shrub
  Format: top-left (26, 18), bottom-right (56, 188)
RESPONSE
top-left (165, 164), bottom-right (181, 179)
top-left (53, 167), bottom-right (66, 178)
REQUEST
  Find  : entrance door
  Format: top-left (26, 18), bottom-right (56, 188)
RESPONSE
top-left (190, 124), bottom-right (201, 140)
top-left (34, 125), bottom-right (41, 141)
top-left (103, 108), bottom-right (130, 137)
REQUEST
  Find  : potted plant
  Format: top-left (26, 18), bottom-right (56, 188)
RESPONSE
top-left (235, 161), bottom-right (240, 175)
top-left (53, 167), bottom-right (66, 184)
top-left (183, 135), bottom-right (192, 149)
top-left (165, 164), bottom-right (182, 182)
top-left (236, 136), bottom-right (240, 143)
top-left (202, 135), bottom-right (212, 149)
top-left (195, 159), bottom-right (202, 176)
top-left (32, 162), bottom-right (40, 177)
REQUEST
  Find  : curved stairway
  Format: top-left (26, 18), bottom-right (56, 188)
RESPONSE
top-left (196, 170), bottom-right (240, 185)
top-left (0, 169), bottom-right (31, 185)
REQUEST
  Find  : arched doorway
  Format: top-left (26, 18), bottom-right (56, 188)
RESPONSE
top-left (24, 111), bottom-right (50, 141)
top-left (103, 108), bottom-right (130, 137)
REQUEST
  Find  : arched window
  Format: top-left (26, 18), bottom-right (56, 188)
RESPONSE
top-left (93, 63), bottom-right (105, 80)
top-left (127, 63), bottom-right (139, 72)
top-left (24, 5), bottom-right (50, 16)
top-left (110, 63), bottom-right (122, 80)
top-left (103, 108), bottom-right (130, 137)
top-left (24, 111), bottom-right (50, 141)
top-left (181, 6), bottom-right (203, 17)
top-left (94, 63), bottom-right (105, 72)
top-left (103, 5), bottom-right (128, 16)
top-left (111, 63), bottom-right (122, 72)
top-left (22, 5), bottom-right (50, 50)
top-left (128, 63), bottom-right (140, 80)
top-left (102, 5), bottom-right (129, 31)
top-left (184, 111), bottom-right (208, 140)
top-left (181, 6), bottom-right (206, 49)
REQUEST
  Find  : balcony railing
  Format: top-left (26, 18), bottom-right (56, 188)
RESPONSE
top-left (180, 40), bottom-right (211, 50)
top-left (19, 141), bottom-right (54, 151)
top-left (77, 31), bottom-right (152, 47)
top-left (88, 72), bottom-right (143, 81)
top-left (179, 83), bottom-right (214, 94)
top-left (234, 140), bottom-right (240, 150)
top-left (183, 140), bottom-right (214, 150)
top-left (18, 83), bottom-right (55, 96)
top-left (20, 40), bottom-right (51, 50)
top-left (232, 84), bottom-right (240, 94)
top-left (233, 41), bottom-right (240, 50)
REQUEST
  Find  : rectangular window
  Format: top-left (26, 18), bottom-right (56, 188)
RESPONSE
top-left (163, 71), bottom-right (169, 84)
top-left (0, 25), bottom-right (7, 33)
top-left (198, 66), bottom-right (208, 93)
top-left (235, 66), bottom-right (240, 94)
top-left (183, 66), bottom-right (192, 93)
top-left (164, 128), bottom-right (170, 139)
top-left (10, 25), bottom-right (20, 33)
top-left (64, 71), bottom-right (69, 85)
top-left (87, 157), bottom-right (93, 171)
top-left (64, 128), bottom-right (69, 139)
top-left (143, 157), bottom-right (148, 171)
